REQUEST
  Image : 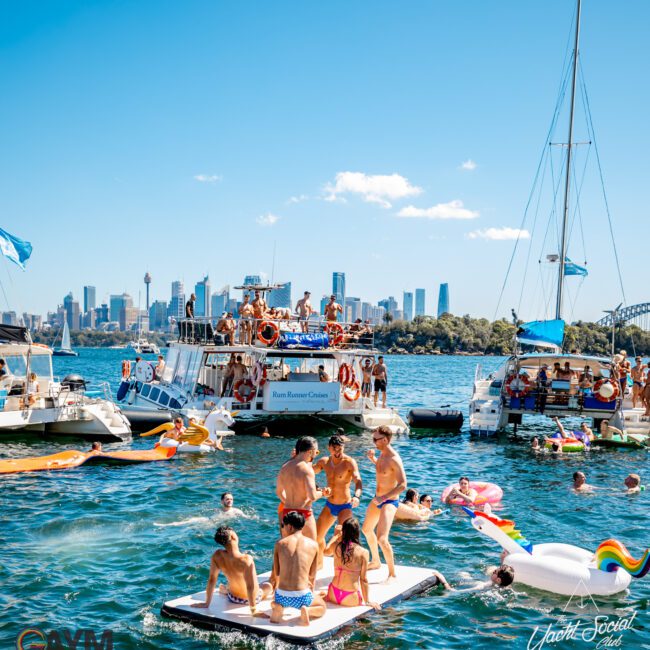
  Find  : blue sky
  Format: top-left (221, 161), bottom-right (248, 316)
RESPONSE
top-left (0, 0), bottom-right (648, 322)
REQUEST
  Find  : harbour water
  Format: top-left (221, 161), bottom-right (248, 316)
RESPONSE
top-left (1, 351), bottom-right (648, 649)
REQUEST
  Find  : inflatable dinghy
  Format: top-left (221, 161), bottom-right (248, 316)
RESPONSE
top-left (0, 446), bottom-right (176, 474)
top-left (161, 556), bottom-right (441, 645)
top-left (407, 408), bottom-right (463, 431)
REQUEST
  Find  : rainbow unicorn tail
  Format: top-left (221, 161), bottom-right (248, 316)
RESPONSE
top-left (596, 539), bottom-right (650, 578)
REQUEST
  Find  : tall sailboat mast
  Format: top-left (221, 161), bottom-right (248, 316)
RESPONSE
top-left (555, 0), bottom-right (582, 321)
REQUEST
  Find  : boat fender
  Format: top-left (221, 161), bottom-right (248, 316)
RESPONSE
top-left (116, 380), bottom-right (131, 402)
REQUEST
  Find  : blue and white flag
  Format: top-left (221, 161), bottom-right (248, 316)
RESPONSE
top-left (0, 227), bottom-right (32, 270)
top-left (516, 319), bottom-right (565, 349)
top-left (564, 258), bottom-right (588, 277)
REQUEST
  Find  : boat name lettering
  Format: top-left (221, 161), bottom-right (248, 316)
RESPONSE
top-left (271, 390), bottom-right (331, 399)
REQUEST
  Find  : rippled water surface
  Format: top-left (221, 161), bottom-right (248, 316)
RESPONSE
top-left (1, 351), bottom-right (648, 649)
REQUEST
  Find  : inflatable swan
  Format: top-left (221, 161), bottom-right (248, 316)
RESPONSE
top-left (142, 408), bottom-right (235, 453)
top-left (465, 507), bottom-right (650, 596)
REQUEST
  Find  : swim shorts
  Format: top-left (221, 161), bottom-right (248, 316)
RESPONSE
top-left (281, 508), bottom-right (313, 519)
top-left (274, 588), bottom-right (313, 609)
top-left (361, 382), bottom-right (371, 393)
top-left (376, 497), bottom-right (399, 509)
top-left (374, 379), bottom-right (387, 392)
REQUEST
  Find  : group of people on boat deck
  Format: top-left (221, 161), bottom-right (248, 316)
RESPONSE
top-left (191, 429), bottom-right (514, 626)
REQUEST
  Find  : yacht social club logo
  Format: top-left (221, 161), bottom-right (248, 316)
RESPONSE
top-left (527, 581), bottom-right (637, 649)
top-left (16, 627), bottom-right (113, 650)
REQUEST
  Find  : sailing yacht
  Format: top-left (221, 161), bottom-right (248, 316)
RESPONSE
top-left (469, 0), bottom-right (629, 436)
top-left (52, 321), bottom-right (78, 357)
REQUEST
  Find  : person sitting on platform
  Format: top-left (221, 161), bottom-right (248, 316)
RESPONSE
top-left (323, 518), bottom-right (381, 610)
top-left (270, 511), bottom-right (327, 626)
top-left (318, 365), bottom-right (330, 382)
top-left (191, 525), bottom-right (273, 616)
top-left (578, 365), bottom-right (594, 391)
top-left (154, 355), bottom-right (165, 380)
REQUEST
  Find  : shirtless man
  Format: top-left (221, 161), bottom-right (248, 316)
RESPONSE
top-left (644, 373), bottom-right (650, 416)
top-left (164, 417), bottom-right (185, 441)
top-left (631, 357), bottom-right (646, 408)
top-left (324, 295), bottom-right (343, 322)
top-left (220, 492), bottom-right (244, 517)
top-left (295, 291), bottom-right (313, 332)
top-left (360, 358), bottom-right (373, 398)
top-left (252, 290), bottom-right (268, 320)
top-left (238, 295), bottom-right (255, 345)
top-left (362, 426), bottom-right (406, 578)
top-left (191, 525), bottom-right (273, 616)
top-left (572, 471), bottom-right (593, 492)
top-left (216, 313), bottom-right (231, 345)
top-left (270, 511), bottom-right (326, 626)
top-left (372, 356), bottom-right (388, 408)
top-left (276, 436), bottom-right (331, 542)
top-left (624, 473), bottom-right (642, 494)
top-left (313, 435), bottom-right (362, 563)
top-left (221, 354), bottom-right (236, 397)
top-left (232, 355), bottom-right (248, 383)
top-left (619, 350), bottom-right (632, 397)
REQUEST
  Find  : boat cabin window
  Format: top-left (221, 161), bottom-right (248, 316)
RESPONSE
top-left (141, 384), bottom-right (151, 397)
top-left (158, 391), bottom-right (170, 407)
top-left (149, 386), bottom-right (161, 401)
top-left (162, 348), bottom-right (179, 383)
top-left (0, 353), bottom-right (53, 381)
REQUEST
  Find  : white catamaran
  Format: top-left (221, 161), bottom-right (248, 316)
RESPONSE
top-left (469, 0), bottom-right (645, 438)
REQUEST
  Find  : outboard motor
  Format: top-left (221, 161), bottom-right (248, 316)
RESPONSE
top-left (61, 374), bottom-right (87, 391)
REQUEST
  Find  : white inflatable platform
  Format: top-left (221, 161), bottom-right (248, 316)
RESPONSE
top-left (161, 557), bottom-right (441, 644)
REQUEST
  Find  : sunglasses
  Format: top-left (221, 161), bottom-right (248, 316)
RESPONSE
top-left (372, 436), bottom-right (386, 442)
top-left (423, 498), bottom-right (432, 503)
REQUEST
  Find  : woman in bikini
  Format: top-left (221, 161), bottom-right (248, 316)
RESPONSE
top-left (323, 518), bottom-right (380, 610)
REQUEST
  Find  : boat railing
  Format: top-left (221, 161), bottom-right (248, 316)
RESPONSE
top-left (175, 317), bottom-right (376, 351)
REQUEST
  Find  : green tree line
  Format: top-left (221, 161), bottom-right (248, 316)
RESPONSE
top-left (373, 315), bottom-right (650, 356)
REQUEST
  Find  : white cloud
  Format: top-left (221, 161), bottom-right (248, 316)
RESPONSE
top-left (460, 159), bottom-right (477, 171)
top-left (397, 200), bottom-right (479, 220)
top-left (194, 174), bottom-right (222, 183)
top-left (287, 194), bottom-right (309, 204)
top-left (256, 213), bottom-right (280, 226)
top-left (324, 171), bottom-right (422, 208)
top-left (467, 227), bottom-right (530, 240)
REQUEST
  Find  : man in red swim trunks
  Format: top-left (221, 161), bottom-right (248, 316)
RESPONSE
top-left (276, 436), bottom-right (331, 542)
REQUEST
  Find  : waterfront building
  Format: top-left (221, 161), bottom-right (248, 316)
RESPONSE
top-left (332, 272), bottom-right (345, 306)
top-left (83, 285), bottom-right (96, 313)
top-left (226, 298), bottom-right (239, 315)
top-left (361, 302), bottom-right (373, 321)
top-left (437, 283), bottom-right (450, 317)
top-left (269, 282), bottom-right (291, 309)
top-left (22, 313), bottom-right (42, 330)
top-left (110, 293), bottom-right (133, 323)
top-left (149, 300), bottom-right (168, 331)
top-left (211, 287), bottom-right (229, 317)
top-left (169, 281), bottom-right (185, 320)
top-left (63, 292), bottom-right (81, 330)
top-left (403, 291), bottom-right (414, 321)
top-left (194, 275), bottom-right (211, 318)
top-left (393, 309), bottom-right (404, 321)
top-left (95, 304), bottom-right (109, 326)
top-left (82, 309), bottom-right (96, 329)
top-left (320, 295), bottom-right (329, 316)
top-left (120, 306), bottom-right (139, 332)
top-left (415, 288), bottom-right (426, 317)
top-left (1, 311), bottom-right (18, 326)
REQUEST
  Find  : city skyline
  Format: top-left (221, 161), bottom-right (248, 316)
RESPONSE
top-left (1, 2), bottom-right (648, 322)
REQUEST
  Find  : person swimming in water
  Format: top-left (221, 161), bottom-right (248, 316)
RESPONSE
top-left (624, 473), bottom-right (642, 494)
top-left (220, 492), bottom-right (244, 517)
top-left (572, 471), bottom-right (594, 492)
top-left (445, 476), bottom-right (493, 514)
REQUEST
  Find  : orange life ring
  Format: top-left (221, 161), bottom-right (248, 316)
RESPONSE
top-left (593, 378), bottom-right (620, 403)
top-left (342, 380), bottom-right (361, 402)
top-left (233, 379), bottom-right (257, 403)
top-left (326, 322), bottom-right (344, 346)
top-left (121, 360), bottom-right (131, 379)
top-left (32, 343), bottom-right (50, 349)
top-left (338, 363), bottom-right (352, 385)
top-left (257, 321), bottom-right (280, 346)
top-left (505, 373), bottom-right (530, 397)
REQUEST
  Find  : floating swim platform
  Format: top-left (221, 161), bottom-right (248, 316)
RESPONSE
top-left (161, 557), bottom-right (441, 645)
top-left (0, 446), bottom-right (176, 474)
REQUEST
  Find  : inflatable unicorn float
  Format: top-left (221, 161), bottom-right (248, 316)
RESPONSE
top-left (141, 407), bottom-right (236, 453)
top-left (464, 507), bottom-right (649, 596)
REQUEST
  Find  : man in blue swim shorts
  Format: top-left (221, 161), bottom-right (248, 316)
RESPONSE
top-left (314, 434), bottom-right (363, 567)
top-left (362, 426), bottom-right (407, 579)
top-left (270, 511), bottom-right (327, 626)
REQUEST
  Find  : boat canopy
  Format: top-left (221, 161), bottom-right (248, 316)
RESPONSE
top-left (0, 325), bottom-right (30, 344)
top-left (512, 353), bottom-right (612, 374)
top-left (516, 319), bottom-right (565, 350)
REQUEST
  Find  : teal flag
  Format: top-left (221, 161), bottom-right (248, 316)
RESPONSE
top-left (0, 227), bottom-right (32, 270)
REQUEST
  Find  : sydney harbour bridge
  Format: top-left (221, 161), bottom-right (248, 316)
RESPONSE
top-left (597, 302), bottom-right (650, 330)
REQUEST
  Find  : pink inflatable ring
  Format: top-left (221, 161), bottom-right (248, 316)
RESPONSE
top-left (441, 481), bottom-right (503, 506)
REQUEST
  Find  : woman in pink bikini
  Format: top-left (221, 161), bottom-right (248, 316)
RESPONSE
top-left (323, 518), bottom-right (381, 610)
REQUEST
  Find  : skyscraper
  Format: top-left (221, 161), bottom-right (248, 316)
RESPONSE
top-left (344, 297), bottom-right (361, 322)
top-left (415, 288), bottom-right (426, 317)
top-left (110, 293), bottom-right (132, 323)
top-left (437, 283), bottom-right (450, 317)
top-left (378, 296), bottom-right (398, 315)
top-left (169, 281), bottom-right (185, 320)
top-left (211, 286), bottom-right (229, 317)
top-left (83, 286), bottom-right (96, 314)
top-left (63, 292), bottom-right (81, 330)
top-left (194, 275), bottom-right (211, 317)
top-left (403, 291), bottom-right (414, 321)
top-left (243, 275), bottom-right (262, 299)
top-left (332, 272), bottom-right (345, 306)
top-left (149, 300), bottom-right (168, 331)
top-left (269, 282), bottom-right (292, 309)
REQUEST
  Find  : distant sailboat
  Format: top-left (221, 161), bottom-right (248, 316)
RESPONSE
top-left (53, 321), bottom-right (79, 357)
